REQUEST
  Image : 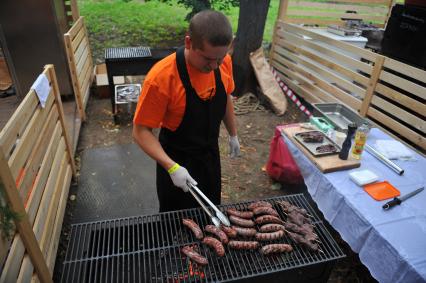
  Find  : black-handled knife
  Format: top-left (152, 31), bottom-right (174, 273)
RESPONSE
top-left (382, 187), bottom-right (424, 210)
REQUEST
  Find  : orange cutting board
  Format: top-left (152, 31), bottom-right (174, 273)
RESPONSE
top-left (281, 125), bottom-right (360, 173)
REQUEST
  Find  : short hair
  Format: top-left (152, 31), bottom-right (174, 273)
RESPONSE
top-left (189, 10), bottom-right (233, 50)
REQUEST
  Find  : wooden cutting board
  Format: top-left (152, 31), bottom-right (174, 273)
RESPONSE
top-left (281, 125), bottom-right (360, 173)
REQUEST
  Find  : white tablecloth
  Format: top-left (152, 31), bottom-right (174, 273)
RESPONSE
top-left (282, 127), bottom-right (426, 283)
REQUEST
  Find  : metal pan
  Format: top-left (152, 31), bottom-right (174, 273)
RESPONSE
top-left (294, 130), bottom-right (341, 157)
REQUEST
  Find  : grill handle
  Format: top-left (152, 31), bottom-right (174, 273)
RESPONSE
top-left (188, 185), bottom-right (221, 227)
top-left (190, 184), bottom-right (230, 227)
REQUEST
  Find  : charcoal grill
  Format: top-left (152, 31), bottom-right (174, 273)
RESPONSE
top-left (104, 46), bottom-right (175, 122)
top-left (60, 194), bottom-right (344, 282)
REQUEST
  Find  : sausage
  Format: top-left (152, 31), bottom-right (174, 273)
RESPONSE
top-left (260, 244), bottom-right (293, 255)
top-left (232, 226), bottom-right (257, 237)
top-left (228, 240), bottom-right (259, 250)
top-left (254, 215), bottom-right (285, 225)
top-left (252, 206), bottom-right (280, 217)
top-left (227, 208), bottom-right (254, 219)
top-left (181, 246), bottom-right (208, 266)
top-left (205, 225), bottom-right (229, 244)
top-left (202, 236), bottom-right (225, 257)
top-left (248, 201), bottom-right (272, 210)
top-left (221, 225), bottom-right (238, 238)
top-left (255, 230), bottom-right (285, 241)
top-left (182, 219), bottom-right (203, 240)
top-left (259, 223), bottom-right (286, 233)
top-left (229, 215), bottom-right (255, 228)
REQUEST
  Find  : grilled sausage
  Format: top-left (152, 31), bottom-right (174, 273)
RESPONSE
top-left (260, 244), bottom-right (293, 255)
top-left (202, 237), bottom-right (225, 257)
top-left (181, 246), bottom-right (208, 266)
top-left (258, 223), bottom-right (286, 233)
top-left (182, 219), bottom-right (203, 240)
top-left (254, 215), bottom-right (285, 225)
top-left (232, 226), bottom-right (257, 237)
top-left (227, 208), bottom-right (254, 219)
top-left (229, 215), bottom-right (255, 228)
top-left (205, 225), bottom-right (229, 244)
top-left (228, 240), bottom-right (259, 250)
top-left (248, 201), bottom-right (272, 210)
top-left (221, 225), bottom-right (238, 238)
top-left (255, 230), bottom-right (285, 241)
top-left (252, 206), bottom-right (280, 217)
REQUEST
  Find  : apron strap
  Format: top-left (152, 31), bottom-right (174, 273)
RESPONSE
top-left (176, 47), bottom-right (194, 94)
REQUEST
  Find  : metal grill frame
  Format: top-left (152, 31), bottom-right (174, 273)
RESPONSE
top-left (60, 194), bottom-right (345, 282)
top-left (105, 47), bottom-right (152, 60)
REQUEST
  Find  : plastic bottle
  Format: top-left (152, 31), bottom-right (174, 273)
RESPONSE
top-left (351, 123), bottom-right (370, 159)
top-left (338, 123), bottom-right (357, 160)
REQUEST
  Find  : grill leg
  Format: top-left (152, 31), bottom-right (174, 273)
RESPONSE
top-left (107, 72), bottom-right (118, 124)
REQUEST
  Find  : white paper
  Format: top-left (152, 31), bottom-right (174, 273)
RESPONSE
top-left (31, 74), bottom-right (51, 108)
top-left (375, 139), bottom-right (414, 160)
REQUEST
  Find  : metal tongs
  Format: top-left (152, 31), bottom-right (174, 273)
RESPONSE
top-left (187, 183), bottom-right (230, 228)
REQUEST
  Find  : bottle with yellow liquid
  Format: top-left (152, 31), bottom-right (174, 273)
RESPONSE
top-left (351, 123), bottom-right (370, 159)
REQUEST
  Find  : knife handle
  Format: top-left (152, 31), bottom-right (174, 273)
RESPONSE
top-left (382, 197), bottom-right (402, 210)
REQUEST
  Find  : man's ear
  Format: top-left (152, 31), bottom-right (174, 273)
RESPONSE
top-left (184, 35), bottom-right (191, 49)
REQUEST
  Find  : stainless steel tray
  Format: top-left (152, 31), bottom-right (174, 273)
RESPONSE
top-left (294, 130), bottom-right (341, 157)
top-left (313, 103), bottom-right (367, 131)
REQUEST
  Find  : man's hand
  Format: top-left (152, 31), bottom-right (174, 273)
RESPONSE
top-left (229, 135), bottom-right (241, 158)
top-left (168, 163), bottom-right (197, 192)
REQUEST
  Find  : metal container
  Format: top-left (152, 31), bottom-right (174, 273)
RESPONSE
top-left (313, 103), bottom-right (367, 132)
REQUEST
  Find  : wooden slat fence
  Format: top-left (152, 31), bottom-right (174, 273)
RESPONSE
top-left (277, 0), bottom-right (395, 28)
top-left (0, 65), bottom-right (76, 283)
top-left (64, 16), bottom-right (94, 121)
top-left (270, 21), bottom-right (426, 152)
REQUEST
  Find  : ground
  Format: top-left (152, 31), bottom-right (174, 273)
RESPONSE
top-left (53, 91), bottom-right (377, 282)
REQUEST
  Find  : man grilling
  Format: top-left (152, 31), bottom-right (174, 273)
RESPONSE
top-left (133, 10), bottom-right (240, 212)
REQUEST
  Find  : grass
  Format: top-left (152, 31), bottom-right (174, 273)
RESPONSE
top-left (78, 0), bottom-right (280, 62)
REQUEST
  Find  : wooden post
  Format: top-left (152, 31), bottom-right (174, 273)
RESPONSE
top-left (64, 27), bottom-right (86, 121)
top-left (270, 1), bottom-right (290, 60)
top-left (46, 65), bottom-right (77, 177)
top-left (359, 55), bottom-right (385, 117)
top-left (384, 0), bottom-right (396, 28)
top-left (277, 0), bottom-right (289, 22)
top-left (0, 150), bottom-right (52, 283)
top-left (70, 0), bottom-right (80, 22)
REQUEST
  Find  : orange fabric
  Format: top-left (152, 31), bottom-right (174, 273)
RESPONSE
top-left (133, 53), bottom-right (235, 131)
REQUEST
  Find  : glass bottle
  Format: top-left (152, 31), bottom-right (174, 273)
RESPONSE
top-left (351, 122), bottom-right (370, 159)
top-left (338, 123), bottom-right (357, 160)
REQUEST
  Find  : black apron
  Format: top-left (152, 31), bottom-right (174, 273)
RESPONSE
top-left (156, 47), bottom-right (227, 212)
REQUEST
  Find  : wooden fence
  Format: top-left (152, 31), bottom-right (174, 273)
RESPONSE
top-left (270, 21), bottom-right (426, 152)
top-left (0, 65), bottom-right (76, 283)
top-left (64, 16), bottom-right (93, 121)
top-left (277, 0), bottom-right (395, 28)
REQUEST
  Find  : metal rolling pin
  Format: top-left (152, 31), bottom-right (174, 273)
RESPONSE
top-left (365, 144), bottom-right (404, 175)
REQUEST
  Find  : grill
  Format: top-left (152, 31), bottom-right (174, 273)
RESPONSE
top-left (105, 47), bottom-right (152, 61)
top-left (60, 194), bottom-right (344, 282)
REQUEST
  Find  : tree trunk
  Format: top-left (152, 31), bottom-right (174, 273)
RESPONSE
top-left (232, 0), bottom-right (270, 96)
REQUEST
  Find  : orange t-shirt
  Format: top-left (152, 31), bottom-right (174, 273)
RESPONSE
top-left (133, 52), bottom-right (235, 131)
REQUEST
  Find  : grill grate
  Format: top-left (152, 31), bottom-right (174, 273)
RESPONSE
top-left (61, 194), bottom-right (345, 282)
top-left (105, 47), bottom-right (152, 60)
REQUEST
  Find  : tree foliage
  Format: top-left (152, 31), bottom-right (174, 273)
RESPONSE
top-left (153, 0), bottom-right (239, 21)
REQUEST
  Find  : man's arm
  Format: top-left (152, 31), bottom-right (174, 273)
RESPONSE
top-left (223, 94), bottom-right (240, 158)
top-left (133, 124), bottom-right (197, 191)
top-left (132, 124), bottom-right (175, 170)
top-left (223, 94), bottom-right (237, 136)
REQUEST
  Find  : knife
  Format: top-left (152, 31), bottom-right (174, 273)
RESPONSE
top-left (382, 187), bottom-right (424, 210)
